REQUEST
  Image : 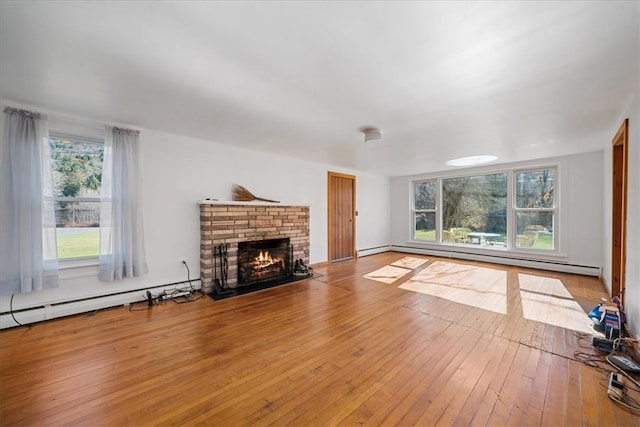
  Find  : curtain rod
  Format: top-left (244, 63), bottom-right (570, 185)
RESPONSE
top-left (0, 98), bottom-right (139, 132)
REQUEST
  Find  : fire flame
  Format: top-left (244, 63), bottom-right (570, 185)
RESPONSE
top-left (254, 250), bottom-right (283, 269)
top-left (257, 250), bottom-right (273, 265)
top-left (248, 249), bottom-right (285, 279)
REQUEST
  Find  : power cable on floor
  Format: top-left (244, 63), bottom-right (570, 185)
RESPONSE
top-left (9, 294), bottom-right (26, 327)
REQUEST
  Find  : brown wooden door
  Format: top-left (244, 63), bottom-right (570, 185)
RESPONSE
top-left (611, 119), bottom-right (628, 300)
top-left (328, 172), bottom-right (356, 262)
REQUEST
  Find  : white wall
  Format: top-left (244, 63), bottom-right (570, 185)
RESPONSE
top-left (390, 151), bottom-right (604, 272)
top-left (603, 89), bottom-right (639, 339)
top-left (0, 101), bottom-right (390, 327)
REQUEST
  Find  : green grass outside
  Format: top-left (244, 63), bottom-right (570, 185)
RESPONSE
top-left (57, 229), bottom-right (99, 259)
top-left (414, 229), bottom-right (436, 241)
top-left (414, 229), bottom-right (553, 250)
top-left (533, 232), bottom-right (553, 249)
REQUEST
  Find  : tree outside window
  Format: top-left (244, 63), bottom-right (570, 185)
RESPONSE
top-left (442, 173), bottom-right (507, 245)
top-left (411, 167), bottom-right (556, 251)
top-left (49, 135), bottom-right (103, 259)
top-left (414, 180), bottom-right (436, 241)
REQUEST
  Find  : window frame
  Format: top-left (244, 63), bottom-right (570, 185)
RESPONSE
top-left (409, 162), bottom-right (562, 257)
top-left (511, 166), bottom-right (558, 252)
top-left (49, 130), bottom-right (105, 264)
top-left (440, 170), bottom-right (508, 246)
top-left (412, 179), bottom-right (438, 242)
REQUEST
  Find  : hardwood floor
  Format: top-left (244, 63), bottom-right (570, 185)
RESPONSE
top-left (1, 252), bottom-right (638, 426)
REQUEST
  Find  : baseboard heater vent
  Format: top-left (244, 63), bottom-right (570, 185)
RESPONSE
top-left (357, 245), bottom-right (391, 257)
top-left (0, 279), bottom-right (201, 329)
top-left (390, 245), bottom-right (601, 277)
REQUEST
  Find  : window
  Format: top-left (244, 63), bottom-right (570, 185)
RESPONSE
top-left (413, 180), bottom-right (436, 241)
top-left (514, 168), bottom-right (555, 250)
top-left (49, 133), bottom-right (104, 260)
top-left (411, 166), bottom-right (557, 252)
top-left (442, 173), bottom-right (507, 245)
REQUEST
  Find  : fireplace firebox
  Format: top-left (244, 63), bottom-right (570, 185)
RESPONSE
top-left (237, 238), bottom-right (292, 287)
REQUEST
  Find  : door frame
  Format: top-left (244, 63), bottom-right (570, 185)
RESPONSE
top-left (611, 119), bottom-right (628, 300)
top-left (327, 171), bottom-right (357, 262)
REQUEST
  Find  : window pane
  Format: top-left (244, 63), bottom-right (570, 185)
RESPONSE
top-left (50, 138), bottom-right (103, 198)
top-left (414, 181), bottom-right (436, 210)
top-left (55, 201), bottom-right (100, 259)
top-left (414, 212), bottom-right (436, 241)
top-left (50, 136), bottom-right (103, 260)
top-left (516, 211), bottom-right (554, 249)
top-left (442, 173), bottom-right (507, 245)
top-left (516, 169), bottom-right (554, 208)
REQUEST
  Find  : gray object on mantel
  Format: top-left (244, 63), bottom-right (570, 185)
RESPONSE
top-left (231, 184), bottom-right (280, 203)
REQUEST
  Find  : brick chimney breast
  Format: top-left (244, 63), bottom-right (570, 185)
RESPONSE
top-left (199, 201), bottom-right (310, 294)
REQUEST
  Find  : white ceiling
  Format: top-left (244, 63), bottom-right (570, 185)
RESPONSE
top-left (1, 1), bottom-right (638, 176)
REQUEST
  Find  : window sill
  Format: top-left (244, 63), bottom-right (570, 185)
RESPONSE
top-left (58, 257), bottom-right (99, 281)
top-left (59, 257), bottom-right (98, 269)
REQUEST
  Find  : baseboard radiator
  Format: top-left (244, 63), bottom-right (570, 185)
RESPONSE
top-left (358, 245), bottom-right (601, 277)
top-left (0, 280), bottom-right (201, 329)
top-left (357, 245), bottom-right (392, 258)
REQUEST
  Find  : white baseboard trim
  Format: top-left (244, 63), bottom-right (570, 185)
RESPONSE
top-left (357, 245), bottom-right (391, 257)
top-left (0, 281), bottom-right (201, 329)
top-left (390, 245), bottom-right (601, 277)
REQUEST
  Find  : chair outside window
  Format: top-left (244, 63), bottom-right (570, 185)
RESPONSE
top-left (524, 230), bottom-right (538, 247)
top-left (450, 227), bottom-right (471, 243)
top-left (516, 235), bottom-right (529, 248)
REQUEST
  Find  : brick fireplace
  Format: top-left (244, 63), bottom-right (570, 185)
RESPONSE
top-left (199, 201), bottom-right (310, 294)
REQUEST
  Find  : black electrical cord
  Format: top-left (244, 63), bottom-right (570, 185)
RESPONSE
top-left (183, 260), bottom-right (194, 291)
top-left (129, 262), bottom-right (203, 312)
top-left (174, 260), bottom-right (203, 303)
top-left (573, 351), bottom-right (616, 375)
top-left (128, 301), bottom-right (151, 312)
top-left (10, 294), bottom-right (25, 327)
top-left (572, 330), bottom-right (640, 412)
top-left (575, 332), bottom-right (594, 349)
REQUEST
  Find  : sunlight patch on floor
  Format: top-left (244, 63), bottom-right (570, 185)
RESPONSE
top-left (391, 257), bottom-right (428, 270)
top-left (399, 261), bottom-right (507, 314)
top-left (363, 257), bottom-right (427, 284)
top-left (518, 273), bottom-right (572, 298)
top-left (518, 274), bottom-right (593, 334)
top-left (364, 265), bottom-right (414, 284)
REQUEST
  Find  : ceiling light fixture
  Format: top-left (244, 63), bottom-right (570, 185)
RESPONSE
top-left (361, 126), bottom-right (382, 143)
top-left (446, 155), bottom-right (497, 167)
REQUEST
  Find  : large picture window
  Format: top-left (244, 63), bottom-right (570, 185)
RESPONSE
top-left (411, 166), bottom-right (557, 252)
top-left (442, 173), bottom-right (507, 246)
top-left (49, 133), bottom-right (104, 260)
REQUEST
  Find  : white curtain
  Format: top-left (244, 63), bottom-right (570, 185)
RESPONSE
top-left (0, 107), bottom-right (59, 295)
top-left (98, 126), bottom-right (148, 281)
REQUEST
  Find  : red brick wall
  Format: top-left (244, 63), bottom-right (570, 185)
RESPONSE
top-left (199, 203), bottom-right (310, 293)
